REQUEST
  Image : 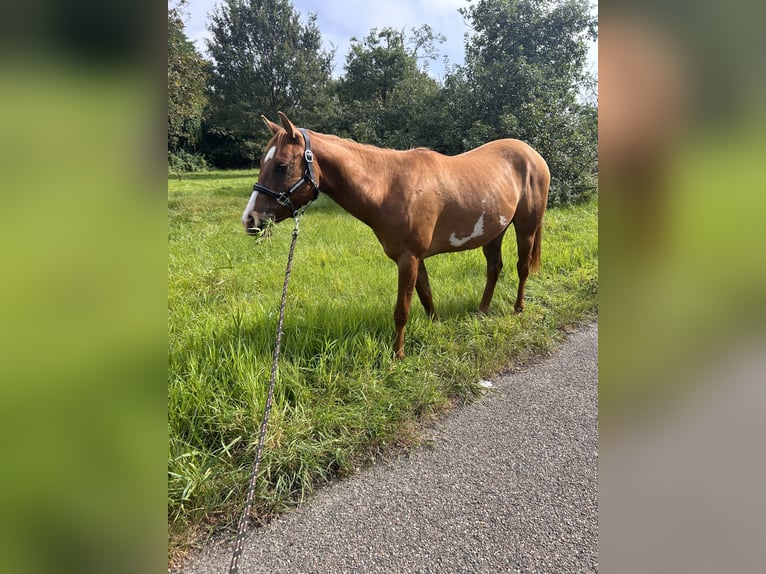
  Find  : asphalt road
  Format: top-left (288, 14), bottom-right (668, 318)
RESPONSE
top-left (180, 322), bottom-right (598, 574)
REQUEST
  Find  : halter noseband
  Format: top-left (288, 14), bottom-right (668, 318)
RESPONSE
top-left (252, 128), bottom-right (320, 216)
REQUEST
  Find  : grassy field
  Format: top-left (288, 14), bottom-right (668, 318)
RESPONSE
top-left (168, 170), bottom-right (597, 557)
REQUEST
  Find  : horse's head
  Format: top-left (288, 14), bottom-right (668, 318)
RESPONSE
top-left (242, 112), bottom-right (320, 235)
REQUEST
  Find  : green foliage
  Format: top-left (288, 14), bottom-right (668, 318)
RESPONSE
top-left (168, 149), bottom-right (208, 174)
top-left (456, 0), bottom-right (598, 201)
top-left (336, 26), bottom-right (446, 150)
top-left (342, 28), bottom-right (411, 107)
top-left (201, 0), bottom-right (334, 167)
top-left (168, 0), bottom-right (597, 203)
top-left (168, 2), bottom-right (209, 153)
top-left (168, 170), bottom-right (597, 556)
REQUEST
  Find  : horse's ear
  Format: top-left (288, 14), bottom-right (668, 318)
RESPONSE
top-left (261, 115), bottom-right (281, 135)
top-left (277, 111), bottom-right (300, 141)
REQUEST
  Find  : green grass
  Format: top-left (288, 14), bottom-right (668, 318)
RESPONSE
top-left (168, 170), bottom-right (597, 557)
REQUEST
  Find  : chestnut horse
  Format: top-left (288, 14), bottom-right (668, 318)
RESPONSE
top-left (242, 112), bottom-right (550, 358)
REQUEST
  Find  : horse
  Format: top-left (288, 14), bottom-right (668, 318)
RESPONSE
top-left (242, 112), bottom-right (550, 359)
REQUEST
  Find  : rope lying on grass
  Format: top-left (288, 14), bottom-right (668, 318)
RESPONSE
top-left (229, 215), bottom-right (301, 574)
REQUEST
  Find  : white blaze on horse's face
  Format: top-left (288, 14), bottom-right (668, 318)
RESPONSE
top-left (242, 146), bottom-right (280, 232)
top-left (242, 190), bottom-right (259, 230)
top-left (449, 212), bottom-right (486, 247)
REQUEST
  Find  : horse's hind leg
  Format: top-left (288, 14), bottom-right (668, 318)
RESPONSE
top-left (512, 222), bottom-right (541, 313)
top-left (393, 254), bottom-right (419, 359)
top-left (416, 259), bottom-right (437, 319)
top-left (479, 230), bottom-right (507, 313)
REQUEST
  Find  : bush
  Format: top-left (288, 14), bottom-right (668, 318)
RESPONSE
top-left (168, 150), bottom-right (208, 174)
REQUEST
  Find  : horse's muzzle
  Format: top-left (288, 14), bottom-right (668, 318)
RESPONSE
top-left (242, 212), bottom-right (273, 237)
top-left (243, 213), bottom-right (259, 236)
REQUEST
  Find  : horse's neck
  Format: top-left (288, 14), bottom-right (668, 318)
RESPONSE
top-left (312, 134), bottom-right (390, 226)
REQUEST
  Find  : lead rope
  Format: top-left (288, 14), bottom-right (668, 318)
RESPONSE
top-left (228, 213), bottom-right (302, 574)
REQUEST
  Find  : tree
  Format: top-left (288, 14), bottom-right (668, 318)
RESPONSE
top-left (167, 1), bottom-right (209, 158)
top-left (458, 0), bottom-right (598, 202)
top-left (337, 26), bottom-right (444, 149)
top-left (202, 0), bottom-right (333, 167)
top-left (342, 28), bottom-right (409, 108)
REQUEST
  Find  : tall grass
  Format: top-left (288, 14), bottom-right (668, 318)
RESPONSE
top-left (168, 170), bottom-right (597, 555)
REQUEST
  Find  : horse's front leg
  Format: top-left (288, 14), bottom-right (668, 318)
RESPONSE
top-left (393, 254), bottom-right (419, 359)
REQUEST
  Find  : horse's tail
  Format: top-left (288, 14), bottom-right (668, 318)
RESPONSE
top-left (530, 224), bottom-right (543, 273)
top-left (529, 148), bottom-right (549, 274)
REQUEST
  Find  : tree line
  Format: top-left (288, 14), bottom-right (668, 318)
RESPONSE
top-left (168, 0), bottom-right (597, 204)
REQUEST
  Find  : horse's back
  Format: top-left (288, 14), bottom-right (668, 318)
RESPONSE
top-left (399, 139), bottom-right (548, 186)
top-left (444, 139), bottom-right (550, 206)
top-left (464, 138), bottom-right (548, 179)
top-left (414, 139), bottom-right (548, 256)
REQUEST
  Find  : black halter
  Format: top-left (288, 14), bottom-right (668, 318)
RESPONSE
top-left (252, 128), bottom-right (320, 216)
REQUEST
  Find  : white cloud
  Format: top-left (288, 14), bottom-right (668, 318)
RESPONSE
top-left (190, 30), bottom-right (213, 58)
top-left (180, 0), bottom-right (220, 56)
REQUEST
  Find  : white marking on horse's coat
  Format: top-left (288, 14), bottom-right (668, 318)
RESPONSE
top-left (242, 190), bottom-right (259, 226)
top-left (264, 146), bottom-right (276, 164)
top-left (499, 215), bottom-right (508, 226)
top-left (449, 212), bottom-right (485, 247)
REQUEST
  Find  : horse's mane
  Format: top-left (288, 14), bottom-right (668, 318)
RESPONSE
top-left (317, 132), bottom-right (433, 155)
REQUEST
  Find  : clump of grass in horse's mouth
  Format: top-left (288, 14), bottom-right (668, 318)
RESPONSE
top-left (249, 218), bottom-right (275, 241)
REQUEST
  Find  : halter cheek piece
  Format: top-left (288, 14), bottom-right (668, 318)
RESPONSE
top-left (252, 128), bottom-right (320, 216)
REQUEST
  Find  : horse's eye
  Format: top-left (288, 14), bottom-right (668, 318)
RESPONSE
top-left (276, 163), bottom-right (288, 173)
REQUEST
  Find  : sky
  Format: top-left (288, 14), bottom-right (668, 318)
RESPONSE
top-left (179, 0), bottom-right (597, 82)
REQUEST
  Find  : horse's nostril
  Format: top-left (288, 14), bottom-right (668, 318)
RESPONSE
top-left (245, 214), bottom-right (268, 237)
top-left (243, 214), bottom-right (259, 236)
